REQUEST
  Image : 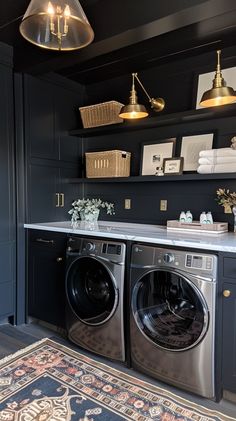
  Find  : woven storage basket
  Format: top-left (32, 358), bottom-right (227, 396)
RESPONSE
top-left (86, 150), bottom-right (131, 178)
top-left (79, 101), bottom-right (124, 128)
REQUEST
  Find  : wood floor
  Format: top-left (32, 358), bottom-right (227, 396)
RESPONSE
top-left (0, 322), bottom-right (236, 419)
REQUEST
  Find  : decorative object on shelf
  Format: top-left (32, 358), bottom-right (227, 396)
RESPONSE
top-left (180, 133), bottom-right (214, 172)
top-left (140, 138), bottom-right (175, 176)
top-left (155, 166), bottom-right (164, 176)
top-left (216, 188), bottom-right (236, 231)
top-left (69, 198), bottom-right (115, 228)
top-left (119, 73), bottom-right (165, 120)
top-left (79, 101), bottom-right (124, 128)
top-left (197, 50), bottom-right (236, 108)
top-left (19, 0), bottom-right (94, 51)
top-left (198, 146), bottom-right (236, 173)
top-left (85, 150), bottom-right (131, 178)
top-left (163, 157), bottom-right (183, 175)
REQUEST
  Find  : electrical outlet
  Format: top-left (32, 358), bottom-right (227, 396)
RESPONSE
top-left (160, 199), bottom-right (167, 211)
top-left (124, 199), bottom-right (131, 209)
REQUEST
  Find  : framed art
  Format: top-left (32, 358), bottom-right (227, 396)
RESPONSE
top-left (180, 133), bottom-right (214, 171)
top-left (140, 138), bottom-right (176, 175)
top-left (195, 66), bottom-right (236, 109)
top-left (163, 157), bottom-right (183, 175)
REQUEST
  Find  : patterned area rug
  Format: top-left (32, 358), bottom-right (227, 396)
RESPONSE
top-left (0, 338), bottom-right (234, 421)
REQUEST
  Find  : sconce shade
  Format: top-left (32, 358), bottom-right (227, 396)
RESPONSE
top-left (19, 0), bottom-right (94, 51)
top-left (200, 50), bottom-right (236, 107)
top-left (119, 72), bottom-right (165, 120)
top-left (119, 104), bottom-right (149, 119)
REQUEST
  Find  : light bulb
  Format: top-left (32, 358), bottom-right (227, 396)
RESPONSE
top-left (64, 5), bottom-right (71, 17)
top-left (47, 1), bottom-right (55, 15)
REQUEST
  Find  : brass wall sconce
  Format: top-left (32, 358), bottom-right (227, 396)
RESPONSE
top-left (19, 0), bottom-right (94, 51)
top-left (119, 73), bottom-right (165, 120)
top-left (200, 50), bottom-right (236, 107)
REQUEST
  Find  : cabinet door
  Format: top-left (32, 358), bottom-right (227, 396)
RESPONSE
top-left (27, 162), bottom-right (59, 223)
top-left (24, 75), bottom-right (57, 160)
top-left (28, 230), bottom-right (67, 328)
top-left (222, 282), bottom-right (236, 392)
top-left (58, 166), bottom-right (81, 220)
top-left (55, 85), bottom-right (81, 164)
top-left (0, 55), bottom-right (15, 319)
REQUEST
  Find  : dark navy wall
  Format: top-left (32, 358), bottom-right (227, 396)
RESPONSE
top-left (72, 46), bottom-right (236, 230)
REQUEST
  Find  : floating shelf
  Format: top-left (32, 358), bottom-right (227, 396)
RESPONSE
top-left (69, 103), bottom-right (236, 137)
top-left (67, 173), bottom-right (236, 183)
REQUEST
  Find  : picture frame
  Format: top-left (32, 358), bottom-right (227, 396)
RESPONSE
top-left (195, 66), bottom-right (236, 109)
top-left (163, 157), bottom-right (184, 175)
top-left (140, 138), bottom-right (176, 176)
top-left (180, 133), bottom-right (214, 172)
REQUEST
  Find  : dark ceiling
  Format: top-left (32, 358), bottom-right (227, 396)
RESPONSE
top-left (1, 0), bottom-right (236, 84)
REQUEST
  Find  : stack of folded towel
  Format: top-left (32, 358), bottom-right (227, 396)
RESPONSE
top-left (197, 148), bottom-right (236, 174)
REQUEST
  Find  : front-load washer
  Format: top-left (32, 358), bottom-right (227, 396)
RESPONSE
top-left (65, 236), bottom-right (126, 362)
top-left (130, 244), bottom-right (217, 398)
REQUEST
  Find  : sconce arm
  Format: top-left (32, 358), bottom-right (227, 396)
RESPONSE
top-left (133, 73), bottom-right (152, 101)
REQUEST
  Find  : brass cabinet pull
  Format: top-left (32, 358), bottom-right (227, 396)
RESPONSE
top-left (223, 290), bottom-right (231, 298)
top-left (56, 257), bottom-right (63, 262)
top-left (60, 193), bottom-right (65, 207)
top-left (36, 238), bottom-right (54, 244)
top-left (56, 193), bottom-right (60, 207)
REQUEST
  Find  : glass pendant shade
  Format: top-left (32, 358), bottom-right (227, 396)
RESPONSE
top-left (19, 0), bottom-right (94, 51)
top-left (200, 50), bottom-right (236, 107)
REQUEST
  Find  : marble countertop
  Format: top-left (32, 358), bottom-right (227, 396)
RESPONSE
top-left (24, 220), bottom-right (236, 253)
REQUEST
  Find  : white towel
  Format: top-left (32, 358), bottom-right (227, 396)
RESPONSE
top-left (197, 163), bottom-right (236, 174)
top-left (198, 156), bottom-right (236, 165)
top-left (199, 148), bottom-right (236, 158)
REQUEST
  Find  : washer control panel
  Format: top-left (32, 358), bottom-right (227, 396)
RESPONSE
top-left (185, 254), bottom-right (213, 270)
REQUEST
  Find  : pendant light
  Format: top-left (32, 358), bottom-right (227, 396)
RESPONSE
top-left (19, 0), bottom-right (94, 51)
top-left (199, 50), bottom-right (236, 107)
top-left (119, 73), bottom-right (165, 120)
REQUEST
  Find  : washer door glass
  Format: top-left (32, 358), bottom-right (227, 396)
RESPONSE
top-left (66, 257), bottom-right (117, 325)
top-left (132, 270), bottom-right (208, 351)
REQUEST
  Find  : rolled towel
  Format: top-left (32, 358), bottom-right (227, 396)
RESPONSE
top-left (199, 148), bottom-right (236, 158)
top-left (198, 156), bottom-right (236, 165)
top-left (197, 163), bottom-right (236, 174)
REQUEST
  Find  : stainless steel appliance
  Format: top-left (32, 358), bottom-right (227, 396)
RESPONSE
top-left (65, 237), bottom-right (126, 361)
top-left (130, 244), bottom-right (217, 398)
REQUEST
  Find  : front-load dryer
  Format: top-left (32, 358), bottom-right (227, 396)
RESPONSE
top-left (65, 236), bottom-right (126, 362)
top-left (130, 244), bottom-right (217, 398)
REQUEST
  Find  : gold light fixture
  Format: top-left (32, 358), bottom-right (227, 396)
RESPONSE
top-left (119, 73), bottom-right (165, 120)
top-left (200, 50), bottom-right (236, 107)
top-left (19, 0), bottom-right (94, 51)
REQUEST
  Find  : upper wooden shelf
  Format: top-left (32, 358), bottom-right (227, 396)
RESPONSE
top-left (69, 103), bottom-right (236, 137)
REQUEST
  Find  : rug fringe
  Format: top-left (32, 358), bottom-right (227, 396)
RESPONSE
top-left (0, 337), bottom-right (49, 366)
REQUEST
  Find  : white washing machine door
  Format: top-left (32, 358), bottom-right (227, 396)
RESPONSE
top-left (132, 269), bottom-right (209, 351)
top-left (66, 256), bottom-right (118, 326)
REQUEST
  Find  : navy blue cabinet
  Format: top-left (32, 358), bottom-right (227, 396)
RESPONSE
top-left (0, 43), bottom-right (15, 321)
top-left (24, 74), bottom-right (84, 223)
top-left (220, 253), bottom-right (236, 394)
top-left (27, 230), bottom-right (67, 328)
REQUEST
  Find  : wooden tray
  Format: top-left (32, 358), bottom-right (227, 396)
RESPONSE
top-left (167, 220), bottom-right (228, 234)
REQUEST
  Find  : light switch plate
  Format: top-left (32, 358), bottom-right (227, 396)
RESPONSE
top-left (125, 199), bottom-right (131, 209)
top-left (160, 200), bottom-right (167, 211)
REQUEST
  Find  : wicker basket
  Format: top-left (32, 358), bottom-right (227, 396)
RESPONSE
top-left (79, 101), bottom-right (124, 128)
top-left (85, 150), bottom-right (131, 178)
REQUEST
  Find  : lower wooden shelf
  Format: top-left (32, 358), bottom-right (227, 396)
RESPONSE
top-left (66, 173), bottom-right (236, 183)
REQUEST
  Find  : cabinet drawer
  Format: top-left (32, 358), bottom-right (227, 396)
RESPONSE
top-left (29, 230), bottom-right (67, 250)
top-left (223, 257), bottom-right (236, 281)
